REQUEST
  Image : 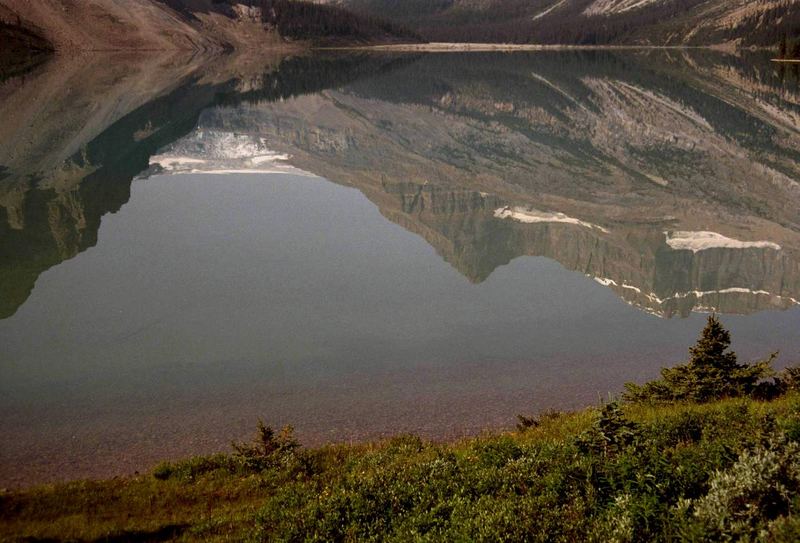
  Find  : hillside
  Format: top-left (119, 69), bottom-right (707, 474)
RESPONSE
top-left (333, 0), bottom-right (800, 47)
top-left (0, 0), bottom-right (222, 52)
top-left (0, 0), bottom-right (419, 53)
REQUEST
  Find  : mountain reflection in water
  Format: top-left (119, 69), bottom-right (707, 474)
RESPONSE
top-left (2, 49), bottom-right (800, 486)
top-left (3, 50), bottom-right (799, 319)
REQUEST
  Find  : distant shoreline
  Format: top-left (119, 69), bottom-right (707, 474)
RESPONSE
top-left (324, 42), bottom-right (715, 52)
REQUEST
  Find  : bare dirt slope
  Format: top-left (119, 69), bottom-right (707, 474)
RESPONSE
top-left (0, 0), bottom-right (213, 51)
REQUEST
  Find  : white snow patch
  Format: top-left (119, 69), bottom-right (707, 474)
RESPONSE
top-left (584, 0), bottom-right (660, 16)
top-left (665, 231), bottom-right (781, 252)
top-left (532, 0), bottom-right (568, 20)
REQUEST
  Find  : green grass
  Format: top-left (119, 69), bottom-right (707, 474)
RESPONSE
top-left (4, 395), bottom-right (800, 542)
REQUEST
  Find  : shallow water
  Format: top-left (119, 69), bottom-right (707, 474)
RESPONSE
top-left (1, 50), bottom-right (799, 486)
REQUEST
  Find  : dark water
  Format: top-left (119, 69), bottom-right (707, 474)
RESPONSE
top-left (1, 50), bottom-right (800, 486)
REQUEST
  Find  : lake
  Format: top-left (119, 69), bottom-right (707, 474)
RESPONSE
top-left (1, 50), bottom-right (799, 486)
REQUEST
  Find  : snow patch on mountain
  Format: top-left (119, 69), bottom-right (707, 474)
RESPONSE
top-left (584, 0), bottom-right (662, 16)
top-left (532, 0), bottom-right (569, 21)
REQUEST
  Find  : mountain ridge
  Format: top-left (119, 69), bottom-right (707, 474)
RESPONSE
top-left (329, 0), bottom-right (800, 47)
top-left (3, 0), bottom-right (799, 53)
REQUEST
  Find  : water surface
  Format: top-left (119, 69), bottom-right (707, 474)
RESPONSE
top-left (1, 50), bottom-right (800, 486)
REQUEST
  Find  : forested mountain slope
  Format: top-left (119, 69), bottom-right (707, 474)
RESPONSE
top-left (333, 0), bottom-right (800, 46)
top-left (2, 0), bottom-right (795, 52)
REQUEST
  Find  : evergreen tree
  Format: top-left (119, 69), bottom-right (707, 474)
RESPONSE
top-left (624, 315), bottom-right (776, 403)
top-left (790, 39), bottom-right (800, 60)
top-left (682, 313), bottom-right (741, 400)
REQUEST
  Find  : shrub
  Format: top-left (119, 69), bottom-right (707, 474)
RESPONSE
top-left (231, 420), bottom-right (300, 472)
top-left (516, 408), bottom-right (563, 431)
top-left (152, 453), bottom-right (235, 481)
top-left (576, 402), bottom-right (638, 457)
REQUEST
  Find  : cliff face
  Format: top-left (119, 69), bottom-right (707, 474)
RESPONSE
top-left (2, 51), bottom-right (800, 319)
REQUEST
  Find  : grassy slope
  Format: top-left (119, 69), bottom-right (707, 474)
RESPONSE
top-left (4, 395), bottom-right (800, 541)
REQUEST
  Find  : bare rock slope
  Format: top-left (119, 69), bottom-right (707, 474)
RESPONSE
top-left (0, 0), bottom-right (292, 52)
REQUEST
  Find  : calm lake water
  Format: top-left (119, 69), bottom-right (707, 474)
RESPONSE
top-left (2, 50), bottom-right (800, 486)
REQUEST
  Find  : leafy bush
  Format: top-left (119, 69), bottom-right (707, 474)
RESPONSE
top-left (676, 440), bottom-right (800, 540)
top-left (247, 395), bottom-right (800, 541)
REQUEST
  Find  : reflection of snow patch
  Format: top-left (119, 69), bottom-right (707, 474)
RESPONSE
top-left (693, 288), bottom-right (770, 298)
top-left (593, 277), bottom-right (641, 293)
top-left (665, 287), bottom-right (799, 307)
top-left (494, 206), bottom-right (609, 233)
top-left (149, 153), bottom-right (309, 176)
top-left (665, 231), bottom-right (781, 252)
top-left (147, 131), bottom-right (313, 177)
top-left (152, 157), bottom-right (204, 168)
top-left (589, 274), bottom-right (799, 316)
top-left (665, 287), bottom-right (789, 301)
top-left (251, 154), bottom-right (290, 164)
